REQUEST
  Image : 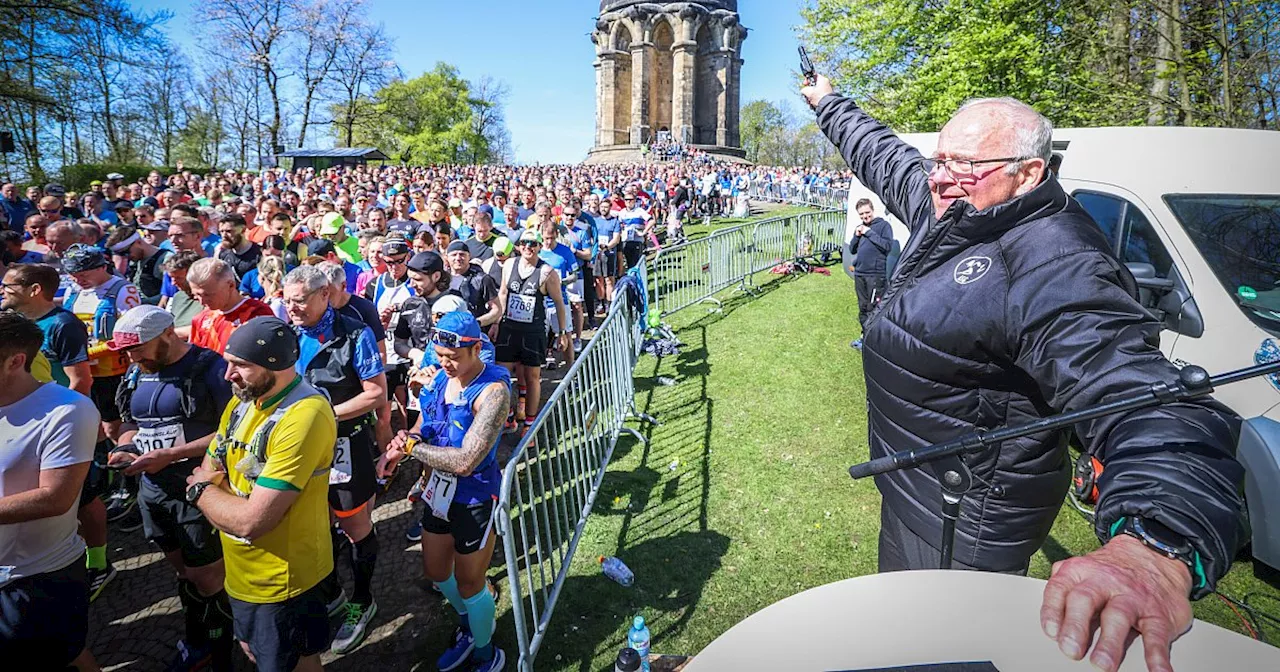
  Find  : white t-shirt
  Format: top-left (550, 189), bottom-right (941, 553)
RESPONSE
top-left (373, 275), bottom-right (414, 366)
top-left (615, 208), bottom-right (650, 243)
top-left (0, 383), bottom-right (99, 586)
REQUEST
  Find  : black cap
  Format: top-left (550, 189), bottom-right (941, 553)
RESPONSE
top-left (407, 251), bottom-right (444, 274)
top-left (308, 239), bottom-right (336, 257)
top-left (224, 316), bottom-right (298, 372)
top-left (446, 240), bottom-right (468, 254)
top-left (381, 239), bottom-right (410, 256)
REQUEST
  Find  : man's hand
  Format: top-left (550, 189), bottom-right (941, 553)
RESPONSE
top-left (119, 448), bottom-right (176, 476)
top-left (800, 74), bottom-right (835, 110)
top-left (376, 447), bottom-right (404, 479)
top-left (558, 332), bottom-right (572, 356)
top-left (855, 224), bottom-right (868, 237)
top-left (1040, 534), bottom-right (1194, 672)
top-left (187, 464), bottom-right (227, 489)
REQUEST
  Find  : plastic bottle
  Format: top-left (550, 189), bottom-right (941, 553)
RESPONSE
top-left (599, 555), bottom-right (634, 587)
top-left (614, 647), bottom-right (641, 672)
top-left (627, 615), bottom-right (651, 672)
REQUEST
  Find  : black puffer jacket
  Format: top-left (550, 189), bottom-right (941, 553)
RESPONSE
top-left (817, 94), bottom-right (1244, 595)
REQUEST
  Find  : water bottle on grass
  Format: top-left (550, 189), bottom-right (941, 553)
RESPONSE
top-left (599, 555), bottom-right (634, 587)
top-left (628, 615), bottom-right (651, 672)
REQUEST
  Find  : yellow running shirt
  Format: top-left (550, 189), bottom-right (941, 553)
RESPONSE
top-left (209, 378), bottom-right (336, 604)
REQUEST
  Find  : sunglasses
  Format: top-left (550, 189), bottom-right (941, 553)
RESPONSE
top-left (431, 328), bottom-right (481, 348)
top-left (385, 256), bottom-right (408, 266)
top-left (517, 240), bottom-right (540, 248)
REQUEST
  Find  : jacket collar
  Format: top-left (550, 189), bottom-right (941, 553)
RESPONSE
top-left (939, 174), bottom-right (1069, 241)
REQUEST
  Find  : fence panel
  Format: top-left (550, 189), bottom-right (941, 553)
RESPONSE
top-left (498, 262), bottom-right (651, 672)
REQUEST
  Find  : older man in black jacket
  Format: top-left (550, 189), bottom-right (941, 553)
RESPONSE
top-left (802, 76), bottom-right (1243, 672)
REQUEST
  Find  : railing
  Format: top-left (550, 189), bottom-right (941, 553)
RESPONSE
top-left (650, 208), bottom-right (846, 316)
top-left (495, 208), bottom-right (844, 671)
top-left (748, 181), bottom-right (850, 210)
top-left (497, 261), bottom-right (656, 672)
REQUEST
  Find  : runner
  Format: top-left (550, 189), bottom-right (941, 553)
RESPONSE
top-left (187, 257), bottom-right (274, 354)
top-left (0, 310), bottom-right (99, 671)
top-left (2, 263), bottom-right (92, 395)
top-left (283, 266), bottom-right (387, 654)
top-left (495, 230), bottom-right (568, 434)
top-left (105, 307), bottom-right (235, 671)
top-left (614, 195), bottom-right (650, 270)
top-left (376, 310), bottom-right (510, 672)
top-left (445, 241), bottom-right (501, 326)
top-left (364, 237), bottom-right (416, 424)
top-left (190, 316), bottom-right (339, 672)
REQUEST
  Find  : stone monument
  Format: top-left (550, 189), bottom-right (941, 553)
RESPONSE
top-left (587, 0), bottom-right (748, 163)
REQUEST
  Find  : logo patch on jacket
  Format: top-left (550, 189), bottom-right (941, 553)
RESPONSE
top-left (953, 256), bottom-right (992, 285)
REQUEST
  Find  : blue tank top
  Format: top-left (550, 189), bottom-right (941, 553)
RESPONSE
top-left (417, 362), bottom-right (511, 504)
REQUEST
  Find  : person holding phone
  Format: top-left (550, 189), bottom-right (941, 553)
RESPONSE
top-left (105, 306), bottom-right (235, 671)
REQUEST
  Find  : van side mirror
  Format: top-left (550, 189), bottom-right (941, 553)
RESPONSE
top-left (1125, 262), bottom-right (1204, 338)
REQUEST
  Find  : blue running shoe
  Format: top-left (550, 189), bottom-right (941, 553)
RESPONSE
top-left (467, 647), bottom-right (505, 672)
top-left (437, 627), bottom-right (474, 672)
top-left (850, 339), bottom-right (863, 350)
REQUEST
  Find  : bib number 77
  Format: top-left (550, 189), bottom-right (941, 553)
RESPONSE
top-left (424, 470), bottom-right (458, 521)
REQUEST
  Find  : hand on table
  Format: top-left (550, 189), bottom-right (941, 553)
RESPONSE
top-left (1040, 534), bottom-right (1193, 672)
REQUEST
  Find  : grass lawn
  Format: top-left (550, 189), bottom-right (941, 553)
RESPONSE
top-left (679, 204), bottom-right (814, 241)
top-left (529, 269), bottom-right (1280, 670)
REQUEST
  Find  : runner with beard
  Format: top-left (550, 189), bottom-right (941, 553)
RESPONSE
top-left (105, 306), bottom-right (235, 671)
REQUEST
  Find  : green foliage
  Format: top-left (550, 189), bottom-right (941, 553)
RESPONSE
top-left (60, 163), bottom-right (212, 192)
top-left (346, 62), bottom-right (497, 164)
top-left (801, 0), bottom-right (1279, 131)
top-left (740, 99), bottom-right (789, 163)
top-left (740, 99), bottom-right (843, 168)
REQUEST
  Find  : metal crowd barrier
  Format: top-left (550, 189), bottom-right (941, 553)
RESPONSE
top-left (650, 208), bottom-right (845, 317)
top-left (496, 260), bottom-right (656, 672)
top-left (494, 207), bottom-right (843, 671)
top-left (747, 181), bottom-right (849, 210)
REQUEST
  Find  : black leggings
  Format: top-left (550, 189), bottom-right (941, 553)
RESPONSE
top-left (621, 241), bottom-right (644, 270)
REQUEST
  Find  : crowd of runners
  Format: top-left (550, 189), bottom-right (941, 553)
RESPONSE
top-left (0, 158), bottom-right (849, 672)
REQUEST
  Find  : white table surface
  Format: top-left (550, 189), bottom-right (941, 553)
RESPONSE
top-left (685, 570), bottom-right (1280, 671)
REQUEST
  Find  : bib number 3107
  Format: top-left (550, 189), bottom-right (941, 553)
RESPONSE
top-left (424, 470), bottom-right (458, 521)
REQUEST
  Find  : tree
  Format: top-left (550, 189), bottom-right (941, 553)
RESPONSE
top-left (350, 63), bottom-right (497, 164)
top-left (292, 0), bottom-right (359, 148)
top-left (740, 100), bottom-right (788, 163)
top-left (197, 0), bottom-right (296, 154)
top-left (469, 76), bottom-right (512, 164)
top-left (328, 22), bottom-right (398, 147)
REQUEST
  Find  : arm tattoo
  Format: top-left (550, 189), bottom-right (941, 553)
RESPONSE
top-left (409, 383), bottom-right (511, 476)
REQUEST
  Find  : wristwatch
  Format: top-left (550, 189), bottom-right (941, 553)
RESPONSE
top-left (186, 481), bottom-right (215, 505)
top-left (1113, 516), bottom-right (1205, 591)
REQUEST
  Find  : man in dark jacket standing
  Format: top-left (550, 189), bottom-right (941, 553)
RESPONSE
top-left (849, 198), bottom-right (893, 350)
top-left (802, 75), bottom-right (1243, 672)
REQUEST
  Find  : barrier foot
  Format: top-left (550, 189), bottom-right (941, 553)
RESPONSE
top-left (699, 297), bottom-right (724, 314)
top-left (620, 426), bottom-right (650, 446)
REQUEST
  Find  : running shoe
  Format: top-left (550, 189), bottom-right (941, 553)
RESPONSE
top-left (87, 563), bottom-right (117, 603)
top-left (331, 600), bottom-right (378, 654)
top-left (572, 338), bottom-right (583, 353)
top-left (467, 647), bottom-right (506, 672)
top-left (437, 626), bottom-right (475, 672)
top-left (850, 339), bottom-right (863, 351)
top-left (105, 489), bottom-right (136, 522)
top-left (164, 639), bottom-right (211, 672)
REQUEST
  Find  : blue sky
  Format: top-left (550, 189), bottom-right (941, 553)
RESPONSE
top-left (136, 0), bottom-right (810, 164)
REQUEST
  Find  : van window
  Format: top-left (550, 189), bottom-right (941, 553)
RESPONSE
top-left (1074, 191), bottom-right (1174, 276)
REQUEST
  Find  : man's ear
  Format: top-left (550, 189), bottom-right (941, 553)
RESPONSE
top-left (1015, 158), bottom-right (1047, 196)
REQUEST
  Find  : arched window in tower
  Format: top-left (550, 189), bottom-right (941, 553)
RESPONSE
top-left (649, 19), bottom-right (675, 136)
top-left (694, 21), bottom-right (722, 146)
top-left (613, 24), bottom-right (634, 145)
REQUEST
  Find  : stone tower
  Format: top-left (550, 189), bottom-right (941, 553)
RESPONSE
top-left (588, 0), bottom-right (747, 162)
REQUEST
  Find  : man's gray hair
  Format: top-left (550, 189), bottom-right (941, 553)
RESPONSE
top-left (187, 257), bottom-right (236, 286)
top-left (283, 264), bottom-right (331, 293)
top-left (955, 97), bottom-right (1054, 171)
top-left (47, 220), bottom-right (80, 241)
top-left (317, 261), bottom-right (347, 288)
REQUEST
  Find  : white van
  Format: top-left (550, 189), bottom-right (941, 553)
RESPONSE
top-left (841, 127), bottom-right (1280, 569)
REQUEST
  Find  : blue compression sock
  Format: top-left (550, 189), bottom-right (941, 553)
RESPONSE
top-left (435, 573), bottom-right (468, 620)
top-left (462, 584), bottom-right (497, 655)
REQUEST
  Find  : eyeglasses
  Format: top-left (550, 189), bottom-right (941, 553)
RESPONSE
top-left (430, 328), bottom-right (480, 348)
top-left (282, 291), bottom-right (319, 307)
top-left (0, 281), bottom-right (29, 291)
top-left (921, 156), bottom-right (1033, 182)
top-left (517, 241), bottom-right (540, 248)
top-left (40, 208), bottom-right (60, 215)
top-left (385, 256), bottom-right (408, 266)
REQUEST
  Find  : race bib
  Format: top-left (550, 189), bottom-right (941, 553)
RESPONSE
top-left (407, 389), bottom-right (421, 411)
top-left (597, 234), bottom-right (610, 247)
top-left (507, 293), bottom-right (535, 323)
top-left (329, 437), bottom-right (353, 485)
top-left (135, 422), bottom-right (185, 454)
top-left (424, 469), bottom-right (458, 521)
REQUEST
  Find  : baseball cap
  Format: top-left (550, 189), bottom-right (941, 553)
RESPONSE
top-left (431, 294), bottom-right (467, 315)
top-left (44, 183), bottom-right (67, 198)
top-left (432, 310), bottom-right (482, 347)
top-left (308, 239), bottom-right (337, 257)
top-left (475, 204), bottom-right (494, 219)
top-left (140, 220), bottom-right (168, 232)
top-left (494, 236), bottom-right (515, 256)
top-left (318, 212), bottom-right (346, 235)
top-left (407, 251), bottom-right (444, 274)
top-left (224, 316), bottom-right (298, 372)
top-left (62, 244), bottom-right (108, 273)
top-left (108, 305), bottom-right (174, 350)
top-left (445, 240), bottom-right (468, 254)
top-left (518, 229), bottom-right (542, 245)
top-left (381, 238), bottom-right (411, 257)
top-left (105, 172), bottom-right (124, 181)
